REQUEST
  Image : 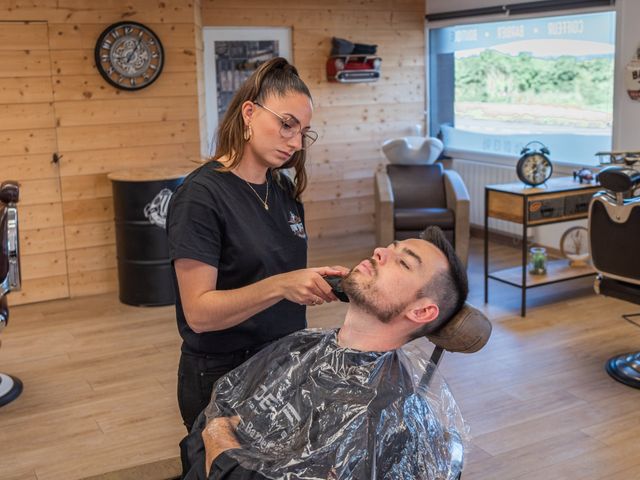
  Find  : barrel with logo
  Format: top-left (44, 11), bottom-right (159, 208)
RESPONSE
top-left (107, 167), bottom-right (192, 306)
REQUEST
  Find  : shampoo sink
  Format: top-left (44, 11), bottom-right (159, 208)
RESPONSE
top-left (381, 136), bottom-right (444, 165)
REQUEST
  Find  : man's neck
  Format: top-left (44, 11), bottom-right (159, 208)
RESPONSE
top-left (337, 306), bottom-right (410, 352)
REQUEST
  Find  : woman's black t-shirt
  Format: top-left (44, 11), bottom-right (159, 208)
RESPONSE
top-left (167, 162), bottom-right (307, 354)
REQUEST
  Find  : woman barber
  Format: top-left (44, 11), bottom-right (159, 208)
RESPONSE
top-left (167, 58), bottom-right (347, 431)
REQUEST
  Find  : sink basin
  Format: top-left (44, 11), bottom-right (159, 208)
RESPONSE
top-left (381, 136), bottom-right (444, 165)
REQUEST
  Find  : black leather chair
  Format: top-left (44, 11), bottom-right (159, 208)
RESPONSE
top-left (589, 167), bottom-right (640, 388)
top-left (375, 163), bottom-right (470, 267)
top-left (0, 180), bottom-right (23, 406)
top-left (421, 302), bottom-right (492, 480)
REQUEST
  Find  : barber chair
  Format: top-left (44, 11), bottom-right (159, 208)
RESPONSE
top-left (0, 180), bottom-right (23, 406)
top-left (181, 301), bottom-right (491, 480)
top-left (375, 163), bottom-right (471, 267)
top-left (422, 302), bottom-right (492, 480)
top-left (589, 167), bottom-right (640, 389)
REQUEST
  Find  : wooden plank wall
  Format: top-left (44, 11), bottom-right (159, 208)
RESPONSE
top-left (200, 0), bottom-right (427, 240)
top-left (2, 0), bottom-right (426, 305)
top-left (1, 1), bottom-right (202, 305)
top-left (193, 0), bottom-right (209, 157)
top-left (0, 21), bottom-right (70, 305)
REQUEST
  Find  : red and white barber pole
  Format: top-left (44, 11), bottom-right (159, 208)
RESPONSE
top-left (625, 48), bottom-right (640, 101)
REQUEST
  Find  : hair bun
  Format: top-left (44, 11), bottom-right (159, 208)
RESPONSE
top-left (274, 57), bottom-right (298, 76)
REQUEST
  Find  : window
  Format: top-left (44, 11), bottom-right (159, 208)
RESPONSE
top-left (428, 11), bottom-right (616, 166)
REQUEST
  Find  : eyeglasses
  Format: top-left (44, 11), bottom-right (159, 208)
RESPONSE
top-left (253, 102), bottom-right (318, 149)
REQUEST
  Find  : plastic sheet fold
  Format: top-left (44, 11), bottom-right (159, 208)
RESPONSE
top-left (204, 329), bottom-right (469, 479)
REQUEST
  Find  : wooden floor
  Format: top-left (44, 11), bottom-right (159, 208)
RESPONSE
top-left (1, 235), bottom-right (639, 480)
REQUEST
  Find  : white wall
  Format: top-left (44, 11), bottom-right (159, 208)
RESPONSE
top-left (613, 0), bottom-right (640, 151)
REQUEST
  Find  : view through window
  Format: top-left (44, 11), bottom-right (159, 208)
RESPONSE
top-left (428, 11), bottom-right (616, 165)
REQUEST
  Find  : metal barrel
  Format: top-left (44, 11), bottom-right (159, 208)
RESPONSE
top-left (108, 167), bottom-right (190, 306)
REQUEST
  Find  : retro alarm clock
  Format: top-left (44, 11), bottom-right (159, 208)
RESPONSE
top-left (516, 141), bottom-right (553, 187)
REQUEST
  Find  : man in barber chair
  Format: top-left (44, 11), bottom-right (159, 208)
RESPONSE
top-left (181, 227), bottom-right (491, 480)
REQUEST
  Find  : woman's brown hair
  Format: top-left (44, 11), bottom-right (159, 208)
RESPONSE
top-left (211, 57), bottom-right (313, 201)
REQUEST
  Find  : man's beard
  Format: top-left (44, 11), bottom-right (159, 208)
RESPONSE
top-left (341, 258), bottom-right (406, 323)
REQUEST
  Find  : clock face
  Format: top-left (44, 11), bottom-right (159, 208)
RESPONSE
top-left (95, 21), bottom-right (164, 91)
top-left (561, 226), bottom-right (589, 256)
top-left (517, 153), bottom-right (553, 186)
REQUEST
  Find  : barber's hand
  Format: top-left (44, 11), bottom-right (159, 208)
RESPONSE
top-left (272, 266), bottom-right (348, 306)
top-left (203, 416), bottom-right (241, 476)
top-left (328, 265), bottom-right (350, 276)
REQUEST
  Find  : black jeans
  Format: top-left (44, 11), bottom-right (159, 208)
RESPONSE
top-left (177, 347), bottom-right (265, 432)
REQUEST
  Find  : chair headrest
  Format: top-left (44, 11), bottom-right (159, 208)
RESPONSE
top-left (425, 302), bottom-right (492, 353)
top-left (0, 181), bottom-right (19, 205)
top-left (598, 166), bottom-right (640, 193)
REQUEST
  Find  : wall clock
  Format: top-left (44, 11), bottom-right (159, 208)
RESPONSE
top-left (516, 141), bottom-right (553, 187)
top-left (95, 21), bottom-right (164, 91)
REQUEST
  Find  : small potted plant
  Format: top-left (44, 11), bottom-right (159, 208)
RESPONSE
top-left (529, 247), bottom-right (548, 275)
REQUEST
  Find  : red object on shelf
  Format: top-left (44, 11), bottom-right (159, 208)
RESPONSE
top-left (326, 55), bottom-right (381, 83)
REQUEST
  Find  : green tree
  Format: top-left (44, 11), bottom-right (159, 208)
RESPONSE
top-left (455, 50), bottom-right (613, 111)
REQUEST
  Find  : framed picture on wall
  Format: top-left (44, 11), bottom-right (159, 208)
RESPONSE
top-left (203, 27), bottom-right (292, 156)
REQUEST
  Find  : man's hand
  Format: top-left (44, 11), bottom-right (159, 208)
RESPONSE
top-left (203, 416), bottom-right (241, 476)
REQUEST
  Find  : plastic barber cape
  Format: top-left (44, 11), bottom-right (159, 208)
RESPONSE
top-left (191, 329), bottom-right (468, 480)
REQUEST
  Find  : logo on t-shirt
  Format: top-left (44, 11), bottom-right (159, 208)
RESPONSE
top-left (288, 211), bottom-right (306, 239)
top-left (144, 188), bottom-right (173, 229)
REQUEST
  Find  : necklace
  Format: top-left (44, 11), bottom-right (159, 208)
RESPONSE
top-left (244, 177), bottom-right (269, 210)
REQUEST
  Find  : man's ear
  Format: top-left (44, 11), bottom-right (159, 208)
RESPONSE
top-left (405, 297), bottom-right (439, 326)
top-left (241, 100), bottom-right (255, 126)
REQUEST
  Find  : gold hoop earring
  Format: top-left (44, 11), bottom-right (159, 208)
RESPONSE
top-left (243, 125), bottom-right (253, 142)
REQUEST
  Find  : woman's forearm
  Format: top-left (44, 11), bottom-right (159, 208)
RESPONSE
top-left (180, 265), bottom-right (346, 333)
top-left (185, 276), bottom-right (285, 333)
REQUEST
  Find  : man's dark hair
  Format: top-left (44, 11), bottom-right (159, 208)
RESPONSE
top-left (413, 226), bottom-right (469, 337)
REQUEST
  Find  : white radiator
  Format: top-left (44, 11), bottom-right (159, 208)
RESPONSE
top-left (452, 158), bottom-right (522, 236)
